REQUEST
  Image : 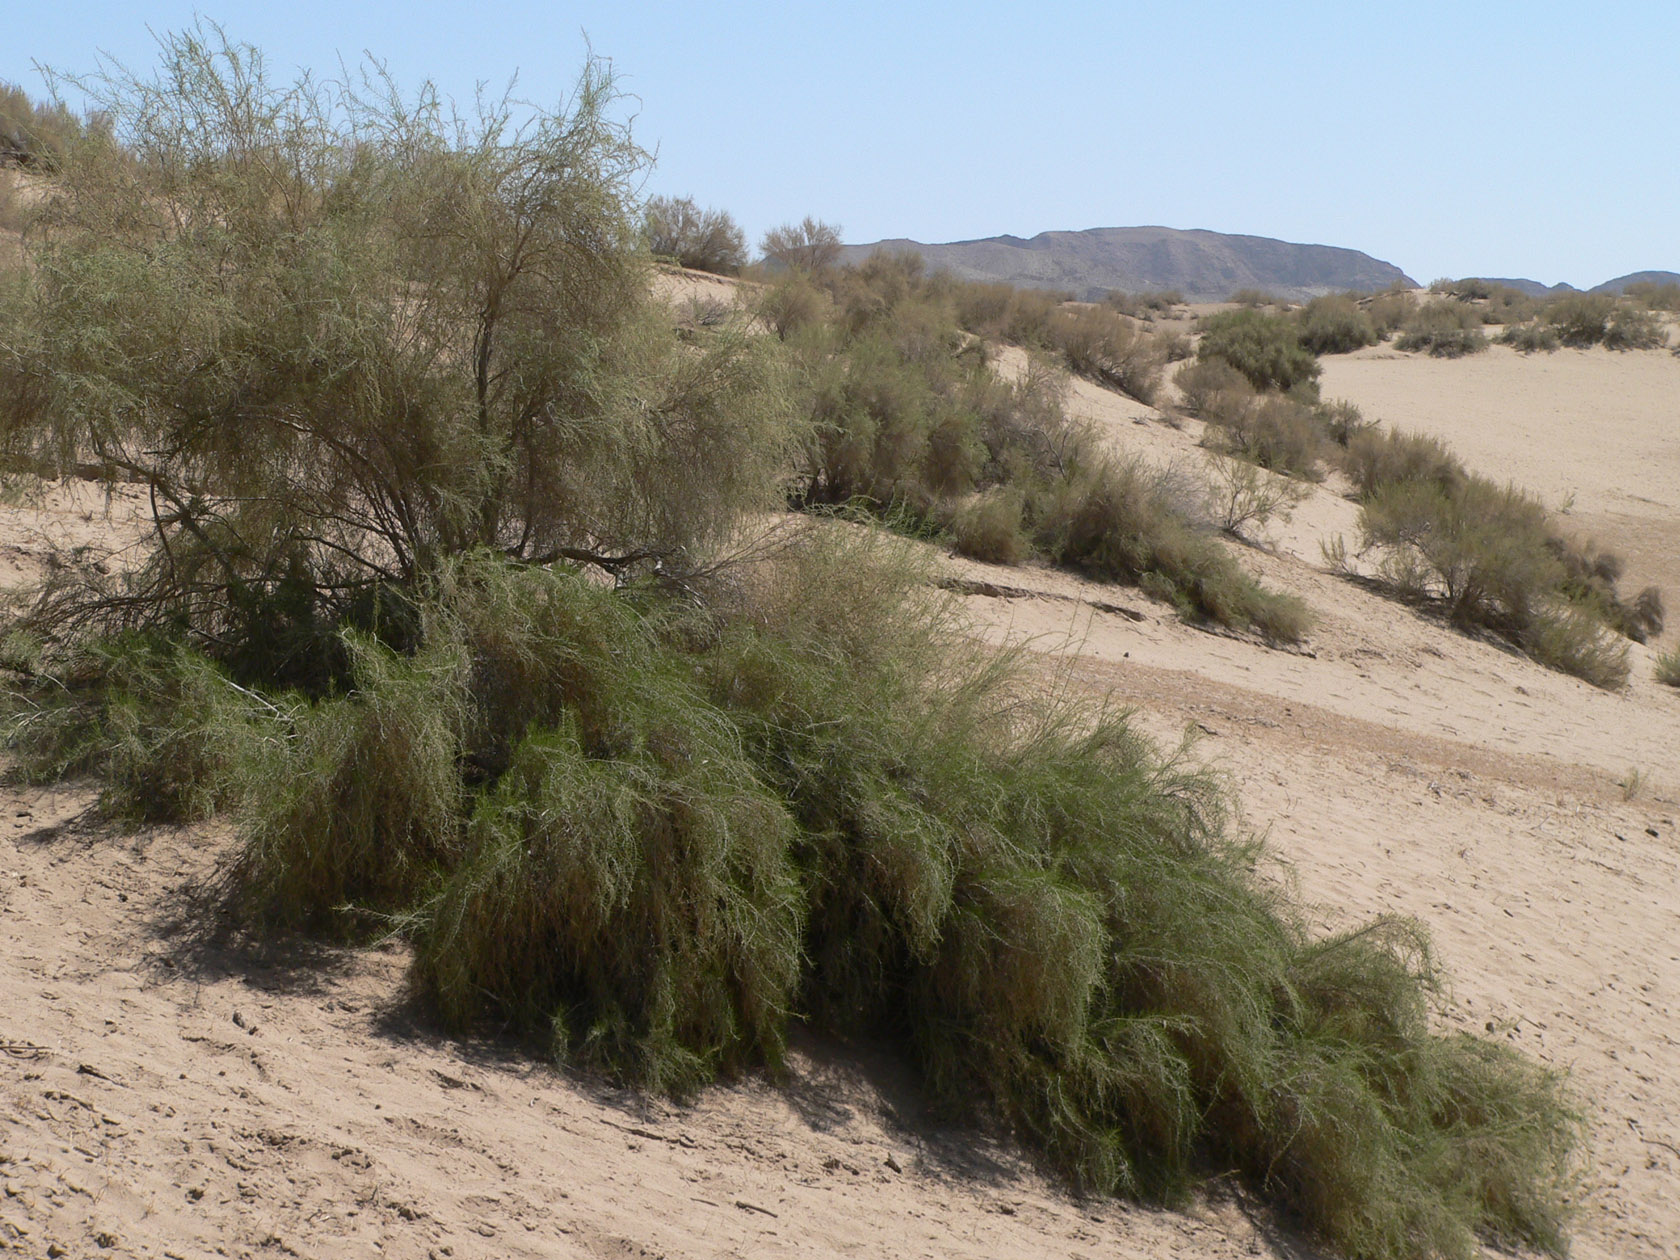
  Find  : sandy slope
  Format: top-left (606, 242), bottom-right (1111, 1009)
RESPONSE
top-left (3, 342), bottom-right (1679, 1259)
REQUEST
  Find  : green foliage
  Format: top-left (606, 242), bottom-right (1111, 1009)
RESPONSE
top-left (1039, 456), bottom-right (1310, 641)
top-left (1358, 476), bottom-right (1630, 687)
top-left (1201, 394), bottom-right (1327, 479)
top-left (1340, 428), bottom-right (1464, 497)
top-left (1394, 303), bottom-right (1487, 357)
top-left (0, 27), bottom-right (800, 665)
top-left (13, 538), bottom-right (1578, 1257)
top-left (1196, 308), bottom-right (1321, 395)
top-left (0, 81), bottom-right (102, 170)
top-left (1541, 295), bottom-right (1668, 350)
top-left (1366, 288), bottom-right (1417, 339)
top-left (644, 194), bottom-right (747, 274)
top-left (946, 487), bottom-right (1029, 564)
top-left (1655, 647), bottom-right (1680, 687)
top-left (1173, 357), bottom-right (1253, 418)
top-left (1049, 305), bottom-right (1165, 402)
top-left (1625, 280), bottom-right (1680, 312)
top-left (1497, 321), bottom-right (1561, 353)
top-left (1228, 287), bottom-right (1278, 307)
top-left (1296, 296), bottom-right (1378, 355)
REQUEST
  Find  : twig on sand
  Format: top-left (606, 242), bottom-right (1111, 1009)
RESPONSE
top-left (734, 1200), bottom-right (779, 1218)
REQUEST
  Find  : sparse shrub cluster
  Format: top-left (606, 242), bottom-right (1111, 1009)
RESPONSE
top-left (1106, 288), bottom-right (1184, 319)
top-left (1295, 295), bottom-right (1378, 355)
top-left (777, 255), bottom-right (1300, 638)
top-left (1394, 302), bottom-right (1487, 357)
top-left (759, 216), bottom-right (844, 272)
top-left (0, 28), bottom-right (1586, 1260)
top-left (1195, 307), bottom-right (1321, 395)
top-left (1545, 294), bottom-right (1667, 350)
top-left (1625, 280), bottom-right (1680, 312)
top-left (1337, 427), bottom-right (1659, 685)
top-left (1047, 303), bottom-right (1166, 402)
top-left (644, 194), bottom-right (747, 274)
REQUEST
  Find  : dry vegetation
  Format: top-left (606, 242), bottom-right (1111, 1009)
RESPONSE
top-left (0, 31), bottom-right (1612, 1260)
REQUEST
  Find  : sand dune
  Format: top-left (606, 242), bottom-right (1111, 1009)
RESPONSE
top-left (2, 337), bottom-right (1678, 1259)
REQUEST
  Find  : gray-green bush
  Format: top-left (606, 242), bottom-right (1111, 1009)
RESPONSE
top-left (1196, 308), bottom-right (1321, 395)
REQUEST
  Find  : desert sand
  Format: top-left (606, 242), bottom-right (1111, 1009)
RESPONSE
top-left (2, 327), bottom-right (1678, 1259)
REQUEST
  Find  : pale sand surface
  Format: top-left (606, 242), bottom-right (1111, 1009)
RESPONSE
top-left (3, 340), bottom-right (1679, 1258)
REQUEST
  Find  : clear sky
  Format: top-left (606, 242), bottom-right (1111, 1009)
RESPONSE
top-left (6, 2), bottom-right (1676, 288)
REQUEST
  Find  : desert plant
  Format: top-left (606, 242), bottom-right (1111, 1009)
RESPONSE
top-left (1228, 287), bottom-right (1278, 307)
top-left (1317, 399), bottom-right (1375, 447)
top-left (1297, 295), bottom-right (1378, 355)
top-left (1203, 451), bottom-right (1308, 541)
top-left (1049, 304), bottom-right (1165, 402)
top-left (1196, 308), bottom-right (1320, 396)
top-left (1655, 647), bottom-right (1680, 687)
top-left (0, 81), bottom-right (99, 170)
top-left (946, 487), bottom-right (1029, 564)
top-left (1497, 322), bottom-right (1561, 353)
top-left (1357, 475), bottom-right (1630, 687)
top-left (1394, 303), bottom-right (1486, 357)
top-left (1366, 287), bottom-right (1417, 339)
top-left (1340, 428), bottom-right (1464, 497)
top-left (1037, 455), bottom-right (1310, 641)
top-left (0, 27), bottom-right (799, 680)
top-left (1624, 280), bottom-right (1680, 312)
top-left (644, 194), bottom-right (747, 274)
top-left (1173, 357), bottom-right (1253, 418)
top-left (760, 216), bottom-right (843, 272)
top-left (1202, 394), bottom-right (1326, 479)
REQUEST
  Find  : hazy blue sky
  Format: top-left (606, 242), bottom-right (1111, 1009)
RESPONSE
top-left (6, 2), bottom-right (1676, 287)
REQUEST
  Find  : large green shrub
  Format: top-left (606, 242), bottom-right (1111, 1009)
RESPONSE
top-left (1196, 308), bottom-right (1321, 395)
top-left (9, 539), bottom-right (1579, 1258)
top-left (1296, 295), bottom-right (1378, 355)
top-left (0, 27), bottom-right (799, 678)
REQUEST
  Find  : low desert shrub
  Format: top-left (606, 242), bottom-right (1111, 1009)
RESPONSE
top-left (1107, 289), bottom-right (1184, 319)
top-left (1173, 357), bottom-right (1252, 418)
top-left (1228, 287), bottom-right (1278, 307)
top-left (1203, 451), bottom-right (1308, 541)
top-left (1202, 394), bottom-right (1326, 479)
top-left (1625, 280), bottom-right (1680, 312)
top-left (9, 537), bottom-right (1578, 1259)
top-left (1049, 304), bottom-right (1165, 402)
top-left (1296, 295), bottom-right (1378, 355)
top-left (1038, 456), bottom-right (1310, 641)
top-left (1340, 428), bottom-right (1464, 496)
top-left (1317, 399), bottom-right (1375, 447)
top-left (1197, 308), bottom-right (1320, 396)
top-left (946, 487), bottom-right (1029, 564)
top-left (1357, 476), bottom-right (1631, 687)
top-left (1394, 303), bottom-right (1486, 357)
top-left (1545, 295), bottom-right (1666, 350)
top-left (1655, 647), bottom-right (1680, 687)
top-left (1497, 321), bottom-right (1561, 353)
top-left (1366, 288), bottom-right (1417, 339)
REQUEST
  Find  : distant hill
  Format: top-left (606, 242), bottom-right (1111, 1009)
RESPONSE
top-left (838, 226), bottom-right (1416, 303)
top-left (1591, 270), bottom-right (1680, 295)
